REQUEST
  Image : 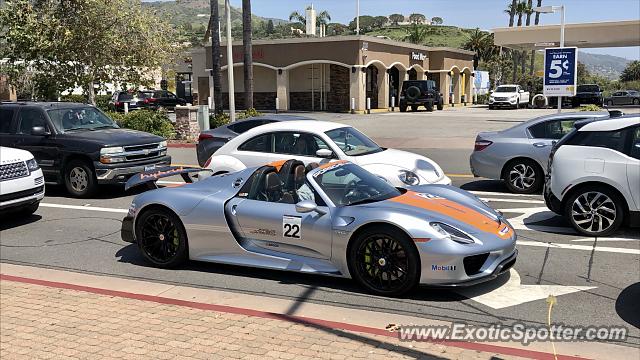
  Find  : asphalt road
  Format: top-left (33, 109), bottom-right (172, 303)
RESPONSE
top-left (1, 107), bottom-right (639, 347)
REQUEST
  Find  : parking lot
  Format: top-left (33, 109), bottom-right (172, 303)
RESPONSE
top-left (2, 106), bottom-right (639, 353)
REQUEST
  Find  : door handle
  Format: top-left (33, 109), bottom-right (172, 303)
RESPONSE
top-left (533, 142), bottom-right (548, 148)
top-left (231, 205), bottom-right (237, 216)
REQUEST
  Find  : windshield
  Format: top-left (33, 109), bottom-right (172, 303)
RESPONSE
top-left (577, 85), bottom-right (600, 92)
top-left (325, 127), bottom-right (383, 156)
top-left (48, 107), bottom-right (118, 133)
top-left (495, 86), bottom-right (517, 93)
top-left (312, 162), bottom-right (401, 206)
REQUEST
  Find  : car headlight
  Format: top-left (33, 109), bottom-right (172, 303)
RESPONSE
top-left (398, 170), bottom-right (420, 185)
top-left (159, 140), bottom-right (167, 148)
top-left (26, 158), bottom-right (39, 172)
top-left (430, 222), bottom-right (475, 244)
top-left (511, 95), bottom-right (518, 99)
top-left (127, 202), bottom-right (137, 217)
top-left (100, 146), bottom-right (125, 164)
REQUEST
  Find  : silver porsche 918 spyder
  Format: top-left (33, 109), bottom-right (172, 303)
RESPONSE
top-left (121, 160), bottom-right (517, 296)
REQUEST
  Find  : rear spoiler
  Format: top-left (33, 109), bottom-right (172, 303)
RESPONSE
top-left (124, 166), bottom-right (212, 191)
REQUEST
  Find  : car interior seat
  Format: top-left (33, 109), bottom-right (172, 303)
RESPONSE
top-left (246, 165), bottom-right (279, 201)
top-left (305, 162), bottom-right (320, 173)
top-left (278, 159), bottom-right (305, 204)
top-left (264, 172), bottom-right (284, 203)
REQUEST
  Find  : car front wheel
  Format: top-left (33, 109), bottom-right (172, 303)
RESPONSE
top-left (503, 159), bottom-right (543, 194)
top-left (348, 226), bottom-right (420, 297)
top-left (426, 102), bottom-right (434, 112)
top-left (136, 207), bottom-right (188, 268)
top-left (565, 186), bottom-right (624, 237)
top-left (65, 160), bottom-right (97, 197)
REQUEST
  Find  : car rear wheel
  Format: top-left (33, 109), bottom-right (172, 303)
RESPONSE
top-left (348, 226), bottom-right (419, 297)
top-left (136, 207), bottom-right (188, 268)
top-left (399, 104), bottom-right (407, 112)
top-left (426, 102), bottom-right (434, 112)
top-left (503, 159), bottom-right (543, 194)
top-left (65, 160), bottom-right (97, 197)
top-left (437, 101), bottom-right (444, 110)
top-left (633, 99), bottom-right (639, 105)
top-left (565, 186), bottom-right (624, 237)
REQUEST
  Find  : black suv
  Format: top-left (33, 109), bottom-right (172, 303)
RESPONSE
top-left (138, 90), bottom-right (187, 111)
top-left (571, 84), bottom-right (604, 107)
top-left (399, 80), bottom-right (443, 112)
top-left (0, 102), bottom-right (171, 197)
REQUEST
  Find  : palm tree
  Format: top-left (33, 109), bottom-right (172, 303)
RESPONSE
top-left (242, 0), bottom-right (253, 109)
top-left (404, 23), bottom-right (427, 44)
top-left (529, 0), bottom-right (543, 75)
top-left (289, 7), bottom-right (331, 31)
top-left (464, 28), bottom-right (488, 68)
top-left (505, 0), bottom-right (518, 27)
top-left (316, 10), bottom-right (331, 26)
top-left (289, 10), bottom-right (306, 25)
top-left (210, 0), bottom-right (223, 114)
top-left (515, 1), bottom-right (529, 26)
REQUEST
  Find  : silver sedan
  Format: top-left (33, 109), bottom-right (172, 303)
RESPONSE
top-left (469, 112), bottom-right (612, 193)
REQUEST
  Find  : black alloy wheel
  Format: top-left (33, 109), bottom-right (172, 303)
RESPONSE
top-left (136, 208), bottom-right (188, 268)
top-left (349, 227), bottom-right (419, 297)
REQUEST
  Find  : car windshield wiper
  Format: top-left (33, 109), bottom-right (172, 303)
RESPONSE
top-left (64, 127), bottom-right (92, 132)
top-left (92, 125), bottom-right (117, 129)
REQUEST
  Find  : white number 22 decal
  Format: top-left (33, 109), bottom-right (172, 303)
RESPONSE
top-left (283, 215), bottom-right (302, 239)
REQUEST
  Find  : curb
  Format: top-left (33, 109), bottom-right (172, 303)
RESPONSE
top-left (168, 143), bottom-right (196, 148)
top-left (0, 273), bottom-right (588, 360)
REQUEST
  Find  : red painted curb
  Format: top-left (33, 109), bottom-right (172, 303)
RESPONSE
top-left (168, 143), bottom-right (197, 148)
top-left (0, 274), bottom-right (588, 360)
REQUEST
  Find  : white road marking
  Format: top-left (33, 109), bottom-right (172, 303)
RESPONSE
top-left (457, 269), bottom-right (596, 309)
top-left (571, 238), bottom-right (640, 242)
top-left (480, 197), bottom-right (545, 204)
top-left (517, 240), bottom-right (640, 255)
top-left (470, 190), bottom-right (541, 198)
top-left (40, 203), bottom-right (128, 214)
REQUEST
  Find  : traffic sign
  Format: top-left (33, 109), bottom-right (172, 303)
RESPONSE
top-left (543, 47), bottom-right (578, 97)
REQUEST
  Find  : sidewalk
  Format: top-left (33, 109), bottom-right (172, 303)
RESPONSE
top-left (0, 263), bottom-right (610, 360)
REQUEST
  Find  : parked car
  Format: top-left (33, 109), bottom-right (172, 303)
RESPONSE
top-left (571, 84), bottom-right (604, 107)
top-left (122, 160), bottom-right (516, 296)
top-left (398, 80), bottom-right (444, 112)
top-left (109, 91), bottom-right (144, 112)
top-left (488, 85), bottom-right (530, 109)
top-left (544, 116), bottom-right (640, 236)
top-left (138, 90), bottom-right (187, 111)
top-left (202, 121), bottom-right (451, 187)
top-left (0, 146), bottom-right (45, 215)
top-left (470, 112), bottom-right (618, 193)
top-left (196, 114), bottom-right (313, 167)
top-left (0, 102), bottom-right (171, 197)
top-left (605, 90), bottom-right (640, 106)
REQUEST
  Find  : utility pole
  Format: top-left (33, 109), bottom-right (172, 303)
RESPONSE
top-left (225, 0), bottom-right (235, 122)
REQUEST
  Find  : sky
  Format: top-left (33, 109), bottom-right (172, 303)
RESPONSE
top-left (147, 0), bottom-right (640, 59)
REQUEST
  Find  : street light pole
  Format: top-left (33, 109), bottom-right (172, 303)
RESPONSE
top-left (225, 0), bottom-right (236, 122)
top-left (356, 0), bottom-right (360, 35)
top-left (557, 5), bottom-right (565, 113)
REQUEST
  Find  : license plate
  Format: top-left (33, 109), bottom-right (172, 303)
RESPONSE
top-left (144, 165), bottom-right (155, 172)
top-left (130, 101), bottom-right (137, 105)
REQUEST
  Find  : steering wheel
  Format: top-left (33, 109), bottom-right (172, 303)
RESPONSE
top-left (343, 179), bottom-right (359, 199)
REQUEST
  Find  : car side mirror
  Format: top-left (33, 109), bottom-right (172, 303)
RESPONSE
top-left (31, 126), bottom-right (47, 136)
top-left (295, 200), bottom-right (326, 215)
top-left (489, 90), bottom-right (494, 94)
top-left (316, 149), bottom-right (334, 159)
top-left (519, 90), bottom-right (525, 93)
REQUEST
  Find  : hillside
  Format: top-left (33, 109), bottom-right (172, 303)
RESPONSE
top-left (366, 25), bottom-right (476, 49)
top-left (578, 51), bottom-right (631, 80)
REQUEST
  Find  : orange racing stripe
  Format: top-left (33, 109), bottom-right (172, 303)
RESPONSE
top-left (389, 191), bottom-right (513, 239)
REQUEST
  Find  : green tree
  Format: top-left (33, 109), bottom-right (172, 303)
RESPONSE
top-left (373, 16), bottom-right (388, 28)
top-left (289, 7), bottom-right (331, 27)
top-left (0, 0), bottom-right (175, 104)
top-left (349, 15), bottom-right (376, 33)
top-left (529, 0), bottom-right (543, 75)
top-left (266, 19), bottom-right (275, 34)
top-left (317, 10), bottom-right (331, 26)
top-left (389, 14), bottom-right (404, 26)
top-left (289, 10), bottom-right (306, 24)
top-left (505, 0), bottom-right (518, 27)
top-left (463, 28), bottom-right (492, 68)
top-left (431, 16), bottom-right (443, 25)
top-left (408, 13), bottom-right (426, 24)
top-left (515, 1), bottom-right (530, 26)
top-left (620, 60), bottom-right (640, 82)
top-left (404, 24), bottom-right (428, 44)
top-left (327, 23), bottom-right (349, 36)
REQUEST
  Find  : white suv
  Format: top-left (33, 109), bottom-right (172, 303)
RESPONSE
top-left (0, 146), bottom-right (45, 215)
top-left (544, 116), bottom-right (640, 236)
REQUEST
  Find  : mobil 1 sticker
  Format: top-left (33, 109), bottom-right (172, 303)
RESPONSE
top-left (283, 215), bottom-right (301, 239)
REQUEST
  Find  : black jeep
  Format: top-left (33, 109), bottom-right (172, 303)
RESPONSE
top-left (0, 102), bottom-right (171, 197)
top-left (399, 80), bottom-right (444, 112)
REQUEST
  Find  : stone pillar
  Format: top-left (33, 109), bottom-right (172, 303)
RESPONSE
top-left (208, 73), bottom-right (214, 108)
top-left (349, 68), bottom-right (366, 111)
top-left (464, 73), bottom-right (473, 104)
top-left (276, 69), bottom-right (290, 111)
top-left (377, 70), bottom-right (389, 109)
top-left (439, 72), bottom-right (449, 105)
top-left (452, 73), bottom-right (461, 104)
top-left (175, 106), bottom-right (201, 142)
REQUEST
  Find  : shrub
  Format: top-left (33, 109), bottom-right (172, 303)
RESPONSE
top-left (209, 112), bottom-right (230, 129)
top-left (579, 104), bottom-right (602, 112)
top-left (237, 108), bottom-right (262, 119)
top-left (104, 110), bottom-right (175, 139)
top-left (60, 94), bottom-right (87, 103)
top-left (476, 94), bottom-right (489, 105)
top-left (95, 95), bottom-right (112, 112)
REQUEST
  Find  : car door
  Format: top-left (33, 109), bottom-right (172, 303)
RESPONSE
top-left (271, 131), bottom-right (334, 166)
top-left (14, 107), bottom-right (60, 179)
top-left (233, 132), bottom-right (280, 167)
top-left (528, 118), bottom-right (582, 167)
top-left (627, 126), bottom-right (640, 210)
top-left (226, 184), bottom-right (333, 260)
top-left (0, 107), bottom-right (18, 147)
